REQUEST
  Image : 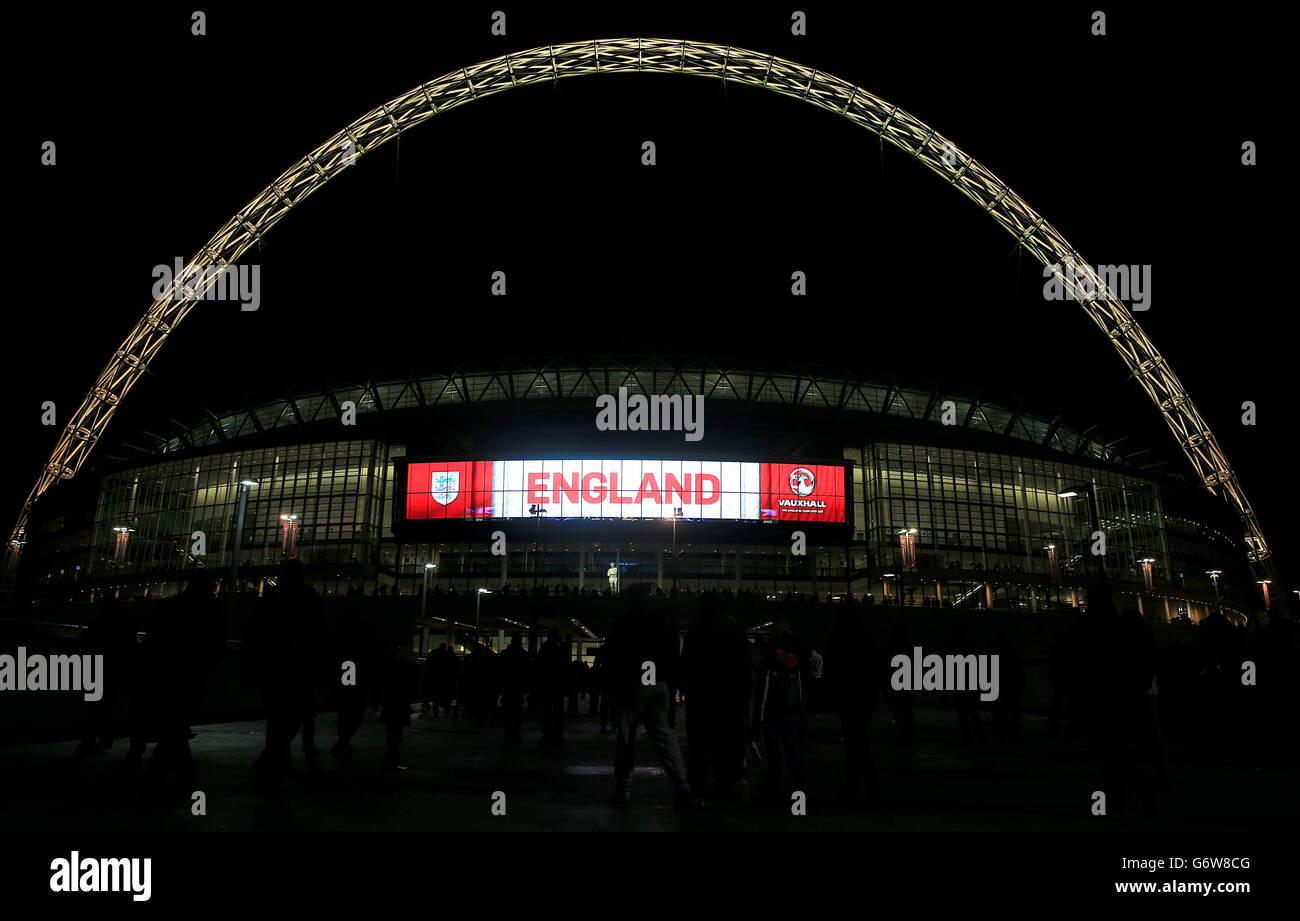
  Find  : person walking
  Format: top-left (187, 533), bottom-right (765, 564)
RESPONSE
top-left (679, 596), bottom-right (752, 803)
top-left (500, 632), bottom-right (529, 743)
top-left (535, 629), bottom-right (569, 745)
top-left (759, 634), bottom-right (807, 795)
top-left (605, 585), bottom-right (698, 809)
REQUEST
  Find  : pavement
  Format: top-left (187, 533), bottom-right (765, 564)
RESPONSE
top-left (1, 705), bottom-right (1293, 832)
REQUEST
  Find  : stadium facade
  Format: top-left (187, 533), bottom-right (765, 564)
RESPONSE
top-left (22, 361), bottom-right (1253, 622)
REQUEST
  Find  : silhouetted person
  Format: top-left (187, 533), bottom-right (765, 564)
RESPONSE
top-left (420, 643), bottom-right (446, 718)
top-left (535, 629), bottom-right (569, 744)
top-left (250, 560), bottom-right (324, 792)
top-left (679, 596), bottom-right (751, 802)
top-left (144, 571), bottom-right (222, 798)
top-left (466, 645), bottom-right (498, 726)
top-left (1078, 585), bottom-right (1154, 816)
top-left (951, 624), bottom-right (987, 747)
top-left (884, 613), bottom-right (915, 747)
top-left (588, 644), bottom-right (607, 723)
top-left (597, 644), bottom-right (615, 733)
top-left (421, 649), bottom-right (438, 717)
top-left (1048, 609), bottom-right (1082, 739)
top-left (805, 646), bottom-right (825, 714)
top-left (990, 629), bottom-right (1025, 743)
top-left (759, 634), bottom-right (807, 794)
top-left (500, 633), bottom-right (529, 742)
top-left (74, 595), bottom-right (139, 758)
top-left (568, 656), bottom-right (589, 715)
top-left (1196, 609), bottom-right (1246, 754)
top-left (1250, 595), bottom-right (1300, 767)
top-left (665, 607), bottom-right (682, 730)
top-left (744, 635), bottom-right (766, 766)
top-left (435, 644), bottom-right (458, 719)
top-left (825, 599), bottom-right (880, 803)
top-left (605, 585), bottom-right (696, 808)
top-left (381, 624), bottom-right (419, 770)
top-left (330, 596), bottom-right (374, 765)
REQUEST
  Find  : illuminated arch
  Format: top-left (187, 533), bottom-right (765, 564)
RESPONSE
top-left (9, 38), bottom-right (1270, 563)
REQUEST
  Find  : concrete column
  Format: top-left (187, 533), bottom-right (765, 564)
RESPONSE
top-left (578, 544), bottom-right (585, 591)
top-left (657, 547), bottom-right (664, 590)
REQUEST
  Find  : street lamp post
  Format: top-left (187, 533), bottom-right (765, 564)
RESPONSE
top-left (882, 572), bottom-right (898, 604)
top-left (475, 586), bottom-right (490, 644)
top-left (231, 478), bottom-right (257, 592)
top-left (1139, 557), bottom-right (1156, 592)
top-left (278, 513), bottom-right (300, 559)
top-left (1058, 484), bottom-right (1105, 579)
top-left (672, 506), bottom-right (683, 592)
top-left (528, 504), bottom-right (548, 589)
top-left (421, 561), bottom-right (435, 620)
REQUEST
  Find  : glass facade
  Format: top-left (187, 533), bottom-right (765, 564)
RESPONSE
top-left (854, 442), bottom-right (1167, 581)
top-left (72, 431), bottom-right (1246, 621)
top-left (89, 440), bottom-right (388, 596)
top-left (843, 442), bottom-right (1207, 612)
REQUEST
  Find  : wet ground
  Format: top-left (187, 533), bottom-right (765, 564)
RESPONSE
top-left (1, 706), bottom-right (1292, 832)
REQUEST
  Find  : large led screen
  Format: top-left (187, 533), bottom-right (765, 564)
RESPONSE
top-left (401, 459), bottom-right (846, 523)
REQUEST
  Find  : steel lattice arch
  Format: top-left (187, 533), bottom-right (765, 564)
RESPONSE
top-left (8, 38), bottom-right (1270, 566)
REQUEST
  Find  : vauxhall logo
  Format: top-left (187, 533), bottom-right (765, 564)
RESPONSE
top-left (779, 467), bottom-right (827, 513)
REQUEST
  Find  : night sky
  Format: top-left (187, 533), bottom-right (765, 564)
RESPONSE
top-left (10, 5), bottom-right (1292, 582)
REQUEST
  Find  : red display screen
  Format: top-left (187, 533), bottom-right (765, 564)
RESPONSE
top-left (402, 459), bottom-right (846, 523)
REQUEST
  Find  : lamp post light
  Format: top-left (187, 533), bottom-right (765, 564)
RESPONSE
top-left (1139, 557), bottom-right (1156, 592)
top-left (1205, 569), bottom-right (1222, 600)
top-left (475, 586), bottom-right (491, 644)
top-left (1257, 579), bottom-right (1272, 610)
top-left (672, 506), bottom-right (683, 592)
top-left (279, 513), bottom-right (300, 559)
top-left (1043, 543), bottom-right (1060, 581)
top-left (882, 572), bottom-right (898, 604)
top-left (111, 526), bottom-right (135, 568)
top-left (528, 504), bottom-right (548, 589)
top-left (897, 527), bottom-right (918, 571)
top-left (231, 478), bottom-right (257, 592)
top-left (1058, 485), bottom-right (1105, 579)
top-left (421, 561), bottom-right (436, 621)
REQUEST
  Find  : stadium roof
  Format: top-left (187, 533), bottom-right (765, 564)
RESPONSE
top-left (109, 359), bottom-right (1157, 470)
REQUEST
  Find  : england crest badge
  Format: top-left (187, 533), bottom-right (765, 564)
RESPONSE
top-left (430, 471), bottom-right (460, 505)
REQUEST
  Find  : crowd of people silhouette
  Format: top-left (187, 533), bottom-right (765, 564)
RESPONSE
top-left (64, 563), bottom-right (1300, 819)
